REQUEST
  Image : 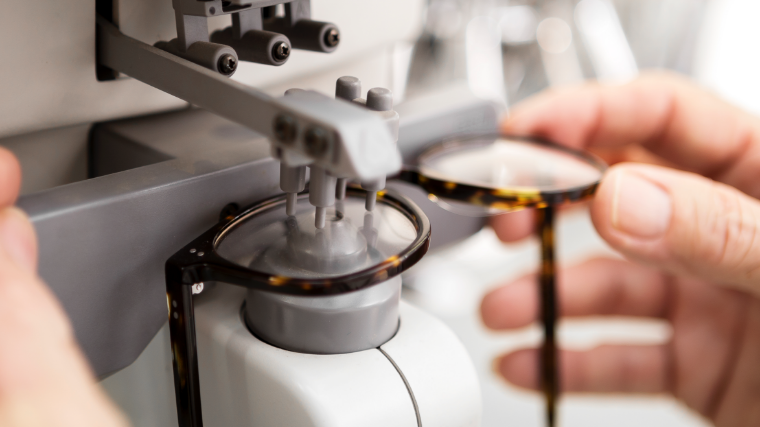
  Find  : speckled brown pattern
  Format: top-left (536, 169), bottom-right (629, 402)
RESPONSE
top-left (538, 206), bottom-right (559, 427)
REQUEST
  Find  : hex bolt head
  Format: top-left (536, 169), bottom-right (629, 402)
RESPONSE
top-left (324, 28), bottom-right (340, 48)
top-left (273, 115), bottom-right (298, 145)
top-left (218, 54), bottom-right (237, 76)
top-left (304, 128), bottom-right (329, 157)
top-left (272, 41), bottom-right (291, 62)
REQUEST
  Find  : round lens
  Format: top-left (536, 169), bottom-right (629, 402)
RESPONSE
top-left (215, 192), bottom-right (423, 280)
top-left (414, 135), bottom-right (605, 215)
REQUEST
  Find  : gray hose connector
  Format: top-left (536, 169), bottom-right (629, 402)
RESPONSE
top-left (264, 19), bottom-right (340, 53)
top-left (155, 39), bottom-right (238, 76)
top-left (210, 27), bottom-right (291, 66)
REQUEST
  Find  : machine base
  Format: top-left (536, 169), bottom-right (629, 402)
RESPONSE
top-left (197, 285), bottom-right (481, 427)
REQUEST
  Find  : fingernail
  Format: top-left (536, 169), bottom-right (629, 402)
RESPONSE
top-left (0, 207), bottom-right (37, 272)
top-left (611, 171), bottom-right (672, 238)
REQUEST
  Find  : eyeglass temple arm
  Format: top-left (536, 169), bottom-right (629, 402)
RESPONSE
top-left (166, 263), bottom-right (204, 427)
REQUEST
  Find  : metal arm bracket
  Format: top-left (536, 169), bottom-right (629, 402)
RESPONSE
top-left (96, 15), bottom-right (400, 181)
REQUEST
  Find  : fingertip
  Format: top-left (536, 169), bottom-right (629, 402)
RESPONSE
top-left (0, 147), bottom-right (21, 207)
top-left (490, 210), bottom-right (534, 243)
top-left (590, 164), bottom-right (649, 243)
top-left (496, 349), bottom-right (538, 390)
top-left (502, 90), bottom-right (556, 136)
top-left (501, 112), bottom-right (533, 136)
top-left (591, 162), bottom-right (678, 253)
top-left (504, 84), bottom-right (604, 148)
top-left (592, 161), bottom-right (760, 290)
top-left (480, 278), bottom-right (537, 329)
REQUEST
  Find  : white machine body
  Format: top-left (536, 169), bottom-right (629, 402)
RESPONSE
top-left (196, 286), bottom-right (481, 427)
top-left (104, 285), bottom-right (483, 426)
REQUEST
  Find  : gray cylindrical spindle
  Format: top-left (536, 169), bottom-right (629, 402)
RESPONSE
top-left (309, 166), bottom-right (337, 229)
top-left (280, 164), bottom-right (306, 217)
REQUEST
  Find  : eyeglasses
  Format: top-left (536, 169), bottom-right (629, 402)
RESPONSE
top-left (165, 133), bottom-right (605, 427)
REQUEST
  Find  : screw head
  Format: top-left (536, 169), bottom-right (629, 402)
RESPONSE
top-left (324, 28), bottom-right (340, 48)
top-left (273, 115), bottom-right (297, 145)
top-left (192, 283), bottom-right (205, 295)
top-left (304, 128), bottom-right (329, 157)
top-left (272, 41), bottom-right (291, 62)
top-left (218, 54), bottom-right (237, 76)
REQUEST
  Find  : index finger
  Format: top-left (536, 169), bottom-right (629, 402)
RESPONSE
top-left (504, 72), bottom-right (760, 198)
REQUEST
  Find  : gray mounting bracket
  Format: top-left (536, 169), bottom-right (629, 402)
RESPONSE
top-left (96, 15), bottom-right (398, 182)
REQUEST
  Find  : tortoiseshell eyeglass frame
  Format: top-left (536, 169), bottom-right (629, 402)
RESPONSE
top-left (164, 188), bottom-right (431, 427)
top-left (398, 133), bottom-right (607, 212)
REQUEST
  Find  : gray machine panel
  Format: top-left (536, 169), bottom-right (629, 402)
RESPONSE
top-left (19, 90), bottom-right (500, 377)
top-left (23, 125), bottom-right (280, 377)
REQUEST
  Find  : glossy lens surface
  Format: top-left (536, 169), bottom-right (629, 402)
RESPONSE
top-left (420, 136), bottom-right (603, 191)
top-left (415, 135), bottom-right (605, 215)
top-left (215, 194), bottom-right (419, 279)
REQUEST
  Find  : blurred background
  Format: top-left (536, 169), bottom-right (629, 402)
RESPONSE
top-left (5, 0), bottom-right (759, 425)
top-left (396, 0), bottom-right (760, 426)
top-left (403, 0), bottom-right (760, 112)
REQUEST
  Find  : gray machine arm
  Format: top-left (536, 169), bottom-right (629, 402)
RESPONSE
top-left (96, 16), bottom-right (400, 181)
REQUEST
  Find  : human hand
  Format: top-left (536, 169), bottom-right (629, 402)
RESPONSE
top-left (481, 72), bottom-right (760, 426)
top-left (0, 148), bottom-right (128, 426)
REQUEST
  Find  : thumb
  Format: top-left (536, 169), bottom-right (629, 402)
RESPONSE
top-left (0, 207), bottom-right (37, 274)
top-left (591, 163), bottom-right (760, 294)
